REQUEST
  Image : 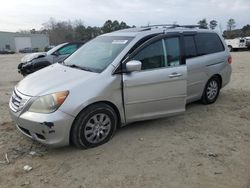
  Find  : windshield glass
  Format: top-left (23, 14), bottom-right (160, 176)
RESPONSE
top-left (47, 43), bottom-right (67, 55)
top-left (64, 36), bottom-right (133, 73)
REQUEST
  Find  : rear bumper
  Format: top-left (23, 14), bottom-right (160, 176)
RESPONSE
top-left (9, 109), bottom-right (75, 147)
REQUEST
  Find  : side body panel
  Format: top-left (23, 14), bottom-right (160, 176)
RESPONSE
top-left (123, 66), bottom-right (187, 122)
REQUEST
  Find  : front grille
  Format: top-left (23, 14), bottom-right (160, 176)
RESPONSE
top-left (9, 88), bottom-right (30, 112)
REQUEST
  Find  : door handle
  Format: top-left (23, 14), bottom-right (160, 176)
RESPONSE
top-left (169, 73), bottom-right (183, 78)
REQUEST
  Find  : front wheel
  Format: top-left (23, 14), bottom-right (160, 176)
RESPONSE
top-left (71, 103), bottom-right (118, 149)
top-left (201, 77), bottom-right (220, 104)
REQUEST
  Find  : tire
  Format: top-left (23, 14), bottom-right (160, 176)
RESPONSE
top-left (201, 77), bottom-right (221, 105)
top-left (70, 103), bottom-right (118, 149)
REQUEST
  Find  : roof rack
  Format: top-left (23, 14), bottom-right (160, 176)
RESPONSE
top-left (141, 24), bottom-right (207, 29)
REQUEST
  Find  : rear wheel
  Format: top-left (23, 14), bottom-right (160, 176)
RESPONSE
top-left (71, 103), bottom-right (118, 149)
top-left (201, 77), bottom-right (220, 104)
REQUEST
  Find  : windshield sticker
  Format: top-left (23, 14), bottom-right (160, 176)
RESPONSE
top-left (112, 40), bottom-right (128, 44)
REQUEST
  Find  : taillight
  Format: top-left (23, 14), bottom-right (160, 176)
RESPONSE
top-left (228, 56), bottom-right (232, 64)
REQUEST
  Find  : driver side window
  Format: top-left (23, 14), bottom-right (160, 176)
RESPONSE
top-left (131, 37), bottom-right (180, 70)
top-left (132, 40), bottom-right (165, 70)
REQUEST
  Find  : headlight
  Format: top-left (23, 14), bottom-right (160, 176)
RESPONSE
top-left (28, 91), bottom-right (69, 113)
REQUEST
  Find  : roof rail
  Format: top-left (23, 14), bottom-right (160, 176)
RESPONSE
top-left (141, 24), bottom-right (207, 29)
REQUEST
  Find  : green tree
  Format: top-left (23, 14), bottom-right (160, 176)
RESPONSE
top-left (198, 18), bottom-right (208, 29)
top-left (209, 20), bottom-right (218, 30)
top-left (120, 21), bottom-right (130, 29)
top-left (241, 24), bottom-right (250, 37)
top-left (102, 20), bottom-right (113, 33)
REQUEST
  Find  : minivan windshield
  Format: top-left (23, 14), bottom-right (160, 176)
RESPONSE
top-left (64, 36), bottom-right (133, 73)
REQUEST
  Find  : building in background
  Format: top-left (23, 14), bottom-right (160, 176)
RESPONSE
top-left (0, 31), bottom-right (49, 52)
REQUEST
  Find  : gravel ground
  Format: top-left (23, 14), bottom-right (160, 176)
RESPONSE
top-left (0, 52), bottom-right (249, 188)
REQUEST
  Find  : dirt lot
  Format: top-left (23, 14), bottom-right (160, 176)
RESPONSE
top-left (0, 53), bottom-right (249, 188)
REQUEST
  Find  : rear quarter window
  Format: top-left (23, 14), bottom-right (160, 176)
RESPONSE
top-left (195, 33), bottom-right (225, 56)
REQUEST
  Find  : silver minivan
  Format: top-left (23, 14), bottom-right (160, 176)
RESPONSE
top-left (9, 26), bottom-right (232, 148)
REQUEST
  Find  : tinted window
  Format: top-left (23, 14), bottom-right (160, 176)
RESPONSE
top-left (58, 44), bottom-right (78, 55)
top-left (184, 36), bottom-right (197, 59)
top-left (195, 33), bottom-right (224, 56)
top-left (133, 40), bottom-right (165, 70)
top-left (164, 38), bottom-right (180, 67)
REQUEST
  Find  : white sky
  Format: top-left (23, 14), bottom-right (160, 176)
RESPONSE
top-left (0, 0), bottom-right (250, 32)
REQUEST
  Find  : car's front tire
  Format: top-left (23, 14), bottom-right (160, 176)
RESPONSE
top-left (201, 76), bottom-right (221, 105)
top-left (70, 103), bottom-right (118, 149)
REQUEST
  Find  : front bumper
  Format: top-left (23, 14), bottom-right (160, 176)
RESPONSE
top-left (18, 63), bottom-right (33, 76)
top-left (9, 109), bottom-right (75, 147)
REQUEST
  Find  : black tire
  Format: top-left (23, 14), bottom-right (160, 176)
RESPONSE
top-left (201, 77), bottom-right (221, 105)
top-left (228, 45), bottom-right (233, 52)
top-left (70, 103), bottom-right (118, 149)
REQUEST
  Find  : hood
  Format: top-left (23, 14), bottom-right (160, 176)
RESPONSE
top-left (21, 52), bottom-right (47, 63)
top-left (16, 63), bottom-right (98, 96)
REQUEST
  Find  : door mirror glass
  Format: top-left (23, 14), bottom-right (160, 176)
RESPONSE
top-left (126, 60), bottom-right (142, 72)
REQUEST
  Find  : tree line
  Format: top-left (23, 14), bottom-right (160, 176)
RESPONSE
top-left (197, 18), bottom-right (250, 39)
top-left (29, 19), bottom-right (132, 45)
top-left (26, 18), bottom-right (250, 45)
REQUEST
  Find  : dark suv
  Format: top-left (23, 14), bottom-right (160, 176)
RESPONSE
top-left (18, 42), bottom-right (84, 76)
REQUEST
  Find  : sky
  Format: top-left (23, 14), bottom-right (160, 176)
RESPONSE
top-left (0, 0), bottom-right (250, 32)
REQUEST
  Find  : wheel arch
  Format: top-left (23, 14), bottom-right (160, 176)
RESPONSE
top-left (211, 74), bottom-right (222, 88)
top-left (69, 101), bottom-right (121, 144)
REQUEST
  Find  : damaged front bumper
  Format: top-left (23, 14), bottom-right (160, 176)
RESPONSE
top-left (18, 63), bottom-right (33, 76)
top-left (9, 107), bottom-right (75, 147)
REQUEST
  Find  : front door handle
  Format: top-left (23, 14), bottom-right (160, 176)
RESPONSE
top-left (169, 73), bottom-right (183, 78)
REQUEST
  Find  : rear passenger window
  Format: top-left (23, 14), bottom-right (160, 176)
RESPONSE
top-left (195, 33), bottom-right (225, 56)
top-left (184, 36), bottom-right (197, 59)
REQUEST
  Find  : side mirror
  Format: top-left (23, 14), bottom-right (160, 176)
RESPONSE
top-left (53, 51), bottom-right (60, 56)
top-left (126, 60), bottom-right (142, 72)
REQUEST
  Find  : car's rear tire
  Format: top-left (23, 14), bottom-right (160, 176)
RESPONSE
top-left (201, 77), bottom-right (221, 105)
top-left (70, 103), bottom-right (118, 149)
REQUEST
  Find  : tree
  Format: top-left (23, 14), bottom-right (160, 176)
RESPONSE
top-left (102, 20), bottom-right (113, 33)
top-left (241, 24), bottom-right (250, 37)
top-left (198, 19), bottom-right (208, 29)
top-left (102, 20), bottom-right (130, 33)
top-left (209, 20), bottom-right (218, 30)
top-left (41, 18), bottom-right (131, 44)
top-left (120, 21), bottom-right (130, 29)
top-left (227, 18), bottom-right (236, 31)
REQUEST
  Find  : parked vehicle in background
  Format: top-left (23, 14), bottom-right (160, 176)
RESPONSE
top-left (0, 49), bottom-right (15, 54)
top-left (9, 25), bottom-right (232, 149)
top-left (19, 47), bottom-right (35, 53)
top-left (246, 37), bottom-right (250, 48)
top-left (18, 42), bottom-right (84, 76)
top-left (225, 37), bottom-right (250, 51)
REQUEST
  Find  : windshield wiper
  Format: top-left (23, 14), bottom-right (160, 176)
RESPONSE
top-left (67, 64), bottom-right (96, 72)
